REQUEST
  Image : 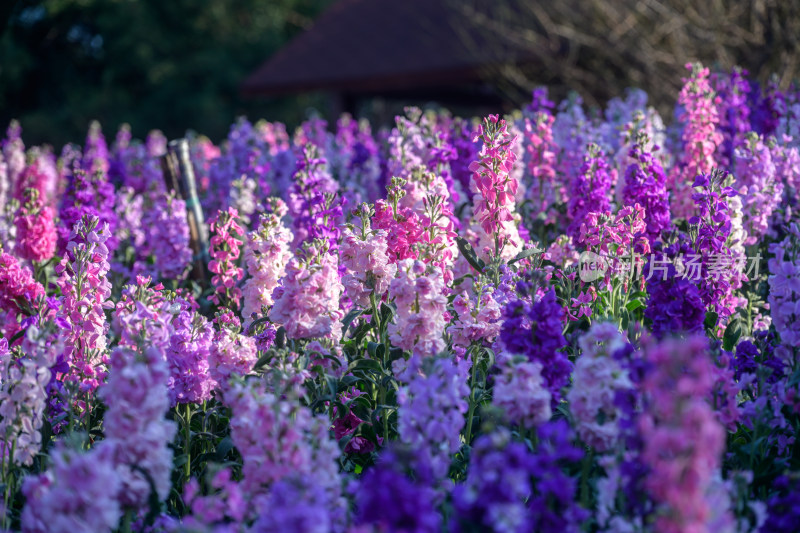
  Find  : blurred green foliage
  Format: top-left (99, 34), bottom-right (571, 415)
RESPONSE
top-left (0, 0), bottom-right (333, 146)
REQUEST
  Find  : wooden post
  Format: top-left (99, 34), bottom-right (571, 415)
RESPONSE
top-left (161, 139), bottom-right (209, 282)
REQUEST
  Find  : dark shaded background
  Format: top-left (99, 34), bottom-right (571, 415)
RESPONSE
top-left (2, 0), bottom-right (799, 147)
top-left (1, 0), bottom-right (334, 146)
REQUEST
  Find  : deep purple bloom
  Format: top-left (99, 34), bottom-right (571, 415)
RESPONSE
top-left (354, 448), bottom-right (440, 533)
top-left (644, 264), bottom-right (706, 338)
top-left (622, 135), bottom-right (671, 244)
top-left (500, 288), bottom-right (571, 405)
top-left (451, 422), bottom-right (587, 533)
top-left (760, 475), bottom-right (800, 532)
top-left (567, 143), bottom-right (615, 240)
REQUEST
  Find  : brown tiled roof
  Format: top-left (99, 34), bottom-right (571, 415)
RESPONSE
top-left (241, 0), bottom-right (532, 96)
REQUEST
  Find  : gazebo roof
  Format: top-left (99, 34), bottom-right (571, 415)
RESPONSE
top-left (241, 0), bottom-right (532, 96)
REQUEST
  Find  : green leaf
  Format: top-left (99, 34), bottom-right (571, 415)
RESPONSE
top-left (351, 401), bottom-right (371, 421)
top-left (367, 341), bottom-right (379, 359)
top-left (253, 351), bottom-right (273, 370)
top-left (456, 236), bottom-right (485, 274)
top-left (388, 347), bottom-right (405, 362)
top-left (129, 464), bottom-right (163, 527)
top-left (275, 326), bottom-right (286, 349)
top-left (9, 329), bottom-right (25, 345)
top-left (248, 315), bottom-right (272, 330)
top-left (380, 302), bottom-right (394, 325)
top-left (214, 436), bottom-right (234, 461)
top-left (625, 299), bottom-right (644, 312)
top-left (339, 375), bottom-right (360, 388)
top-left (341, 308), bottom-right (362, 336)
top-left (332, 401), bottom-right (350, 421)
top-left (358, 422), bottom-right (379, 445)
top-left (703, 311), bottom-right (719, 330)
top-left (349, 358), bottom-right (382, 373)
top-left (349, 321), bottom-right (371, 344)
top-left (508, 246), bottom-right (543, 265)
top-left (723, 319), bottom-right (742, 351)
top-left (375, 343), bottom-right (386, 362)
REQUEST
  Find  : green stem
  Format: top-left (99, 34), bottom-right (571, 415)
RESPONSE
top-left (3, 441), bottom-right (16, 530)
top-left (121, 510), bottom-right (133, 533)
top-left (370, 292), bottom-right (381, 345)
top-left (464, 347), bottom-right (480, 445)
top-left (379, 387), bottom-right (389, 444)
top-left (201, 400), bottom-right (209, 454)
top-left (580, 448), bottom-right (593, 509)
top-left (184, 403), bottom-right (192, 479)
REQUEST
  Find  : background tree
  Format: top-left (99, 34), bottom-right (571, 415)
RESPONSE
top-left (0, 0), bottom-right (333, 146)
top-left (453, 0), bottom-right (800, 114)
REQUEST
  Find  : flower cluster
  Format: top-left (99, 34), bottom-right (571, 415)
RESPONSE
top-left (639, 335), bottom-right (727, 533)
top-left (714, 66), bottom-right (751, 168)
top-left (452, 421), bottom-right (587, 533)
top-left (0, 339), bottom-right (50, 466)
top-left (388, 259), bottom-right (448, 355)
top-left (55, 215), bottom-right (113, 392)
top-left (352, 448), bottom-right (441, 532)
top-left (242, 198), bottom-right (293, 326)
top-left (269, 239), bottom-right (344, 340)
top-left (145, 190), bottom-right (193, 279)
top-left (398, 356), bottom-right (469, 481)
top-left (567, 143), bottom-right (615, 240)
top-left (14, 187), bottom-right (57, 263)
top-left (223, 378), bottom-right (345, 526)
top-left (669, 63), bottom-right (723, 219)
top-left (566, 322), bottom-right (632, 451)
top-left (21, 443), bottom-right (122, 533)
top-left (470, 115), bottom-right (519, 242)
top-left (339, 204), bottom-right (397, 308)
top-left (690, 170), bottom-right (746, 322)
top-left (622, 132), bottom-right (671, 243)
top-left (5, 66), bottom-right (800, 532)
top-left (734, 133), bottom-right (783, 243)
top-left (0, 250), bottom-right (44, 316)
top-left (166, 305), bottom-right (215, 405)
top-left (500, 287), bottom-right (570, 404)
top-left (492, 355), bottom-right (552, 429)
top-left (288, 144), bottom-right (342, 250)
top-left (98, 345), bottom-right (177, 510)
top-left (451, 428), bottom-right (540, 533)
top-left (767, 224), bottom-right (800, 361)
top-left (447, 282), bottom-right (503, 349)
top-left (208, 310), bottom-right (258, 389)
top-left (208, 207), bottom-right (244, 307)
top-left (522, 110), bottom-right (560, 223)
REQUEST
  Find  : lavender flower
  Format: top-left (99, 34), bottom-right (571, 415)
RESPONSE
top-left (452, 422), bottom-right (587, 533)
top-left (767, 224), bottom-right (800, 361)
top-left (353, 447), bottom-right (441, 533)
top-left (21, 443), bottom-right (122, 533)
top-left (499, 287), bottom-right (571, 405)
top-left (398, 356), bottom-right (469, 482)
top-left (492, 355), bottom-right (551, 429)
top-left (760, 475), bottom-right (800, 532)
top-left (621, 132), bottom-right (671, 243)
top-left (0, 339), bottom-right (50, 466)
top-left (144, 190), bottom-right (192, 280)
top-left (567, 322), bottom-right (632, 452)
top-left (567, 143), bottom-right (615, 240)
top-left (288, 144), bottom-right (342, 251)
top-left (166, 307), bottom-right (215, 405)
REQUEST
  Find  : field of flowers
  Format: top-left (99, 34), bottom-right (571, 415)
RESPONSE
top-left (0, 62), bottom-right (799, 532)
